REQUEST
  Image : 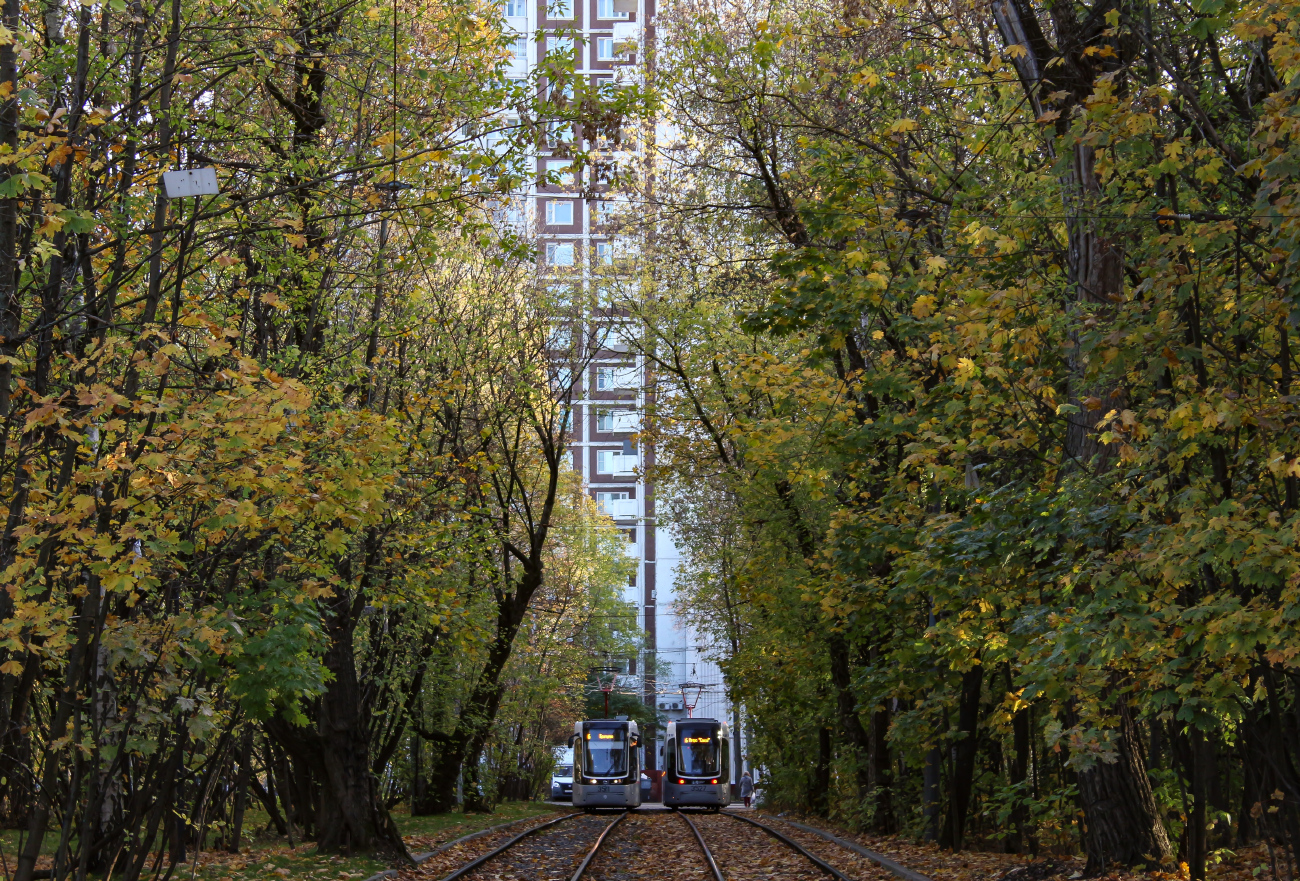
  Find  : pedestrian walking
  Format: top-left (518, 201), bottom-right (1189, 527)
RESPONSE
top-left (739, 770), bottom-right (754, 808)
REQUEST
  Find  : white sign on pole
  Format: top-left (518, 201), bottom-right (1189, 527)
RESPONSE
top-left (162, 167), bottom-right (220, 198)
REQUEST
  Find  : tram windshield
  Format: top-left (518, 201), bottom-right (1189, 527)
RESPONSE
top-left (676, 724), bottom-right (720, 777)
top-left (583, 725), bottom-right (627, 778)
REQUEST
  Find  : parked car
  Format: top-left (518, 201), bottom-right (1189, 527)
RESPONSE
top-left (551, 762), bottom-right (574, 800)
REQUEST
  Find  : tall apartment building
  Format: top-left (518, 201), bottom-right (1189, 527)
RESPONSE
top-left (503, 0), bottom-right (744, 778)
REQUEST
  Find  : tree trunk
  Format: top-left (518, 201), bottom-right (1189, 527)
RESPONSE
top-left (1010, 699), bottom-right (1035, 854)
top-left (420, 565), bottom-right (544, 814)
top-left (229, 730), bottom-right (253, 853)
top-left (923, 744), bottom-right (942, 842)
top-left (1076, 700), bottom-right (1172, 873)
top-left (940, 664), bottom-right (983, 851)
top-left (870, 705), bottom-right (897, 833)
top-left (1172, 726), bottom-right (1212, 881)
top-left (811, 725), bottom-right (832, 817)
top-left (990, 1), bottom-right (1171, 869)
top-left (827, 634), bottom-right (873, 801)
top-left (268, 611), bottom-right (407, 856)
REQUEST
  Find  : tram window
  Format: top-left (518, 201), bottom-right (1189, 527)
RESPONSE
top-left (677, 726), bottom-right (720, 777)
top-left (664, 738), bottom-right (676, 778)
top-left (720, 738), bottom-right (729, 780)
top-left (584, 725), bottom-right (628, 777)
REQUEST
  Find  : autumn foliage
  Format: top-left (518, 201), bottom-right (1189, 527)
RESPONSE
top-left (640, 0), bottom-right (1300, 876)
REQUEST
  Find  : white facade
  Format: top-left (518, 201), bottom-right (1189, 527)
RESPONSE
top-left (511, 0), bottom-right (743, 778)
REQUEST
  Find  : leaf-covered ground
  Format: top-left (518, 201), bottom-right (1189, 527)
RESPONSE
top-left (450, 812), bottom-right (614, 880)
top-left (759, 814), bottom-right (1285, 881)
top-left (582, 811), bottom-right (710, 881)
top-left (67, 803), bottom-right (563, 881)
top-left (28, 805), bottom-right (1280, 881)
top-left (398, 809), bottom-right (578, 880)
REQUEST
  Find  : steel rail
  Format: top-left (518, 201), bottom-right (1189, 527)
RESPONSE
top-left (768, 817), bottom-right (934, 881)
top-left (569, 811), bottom-right (629, 881)
top-left (722, 810), bottom-right (853, 881)
top-left (436, 811), bottom-right (578, 881)
top-left (677, 810), bottom-right (727, 881)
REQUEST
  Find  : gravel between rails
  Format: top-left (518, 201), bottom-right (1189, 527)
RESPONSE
top-left (693, 812), bottom-right (826, 881)
top-left (395, 812), bottom-right (574, 880)
top-left (455, 811), bottom-right (613, 880)
top-left (581, 812), bottom-right (712, 881)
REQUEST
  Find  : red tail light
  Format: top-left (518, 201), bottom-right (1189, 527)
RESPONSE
top-left (677, 778), bottom-right (685, 784)
top-left (710, 779), bottom-right (717, 784)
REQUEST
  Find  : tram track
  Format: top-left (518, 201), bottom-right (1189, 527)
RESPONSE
top-left (677, 811), bottom-right (726, 881)
top-left (430, 807), bottom-right (916, 881)
top-left (721, 811), bottom-right (853, 880)
top-left (681, 808), bottom-right (879, 881)
top-left (436, 810), bottom-right (627, 881)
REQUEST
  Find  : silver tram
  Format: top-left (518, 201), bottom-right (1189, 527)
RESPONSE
top-left (662, 718), bottom-right (732, 809)
top-left (568, 719), bottom-right (642, 809)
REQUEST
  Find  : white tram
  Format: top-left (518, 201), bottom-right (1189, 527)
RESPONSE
top-left (662, 718), bottom-right (732, 809)
top-left (568, 719), bottom-right (642, 809)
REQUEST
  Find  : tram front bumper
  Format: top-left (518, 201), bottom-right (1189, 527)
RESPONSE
top-left (664, 783), bottom-right (730, 807)
top-left (573, 783), bottom-right (636, 806)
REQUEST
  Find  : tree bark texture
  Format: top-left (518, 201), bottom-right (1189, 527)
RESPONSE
top-left (940, 665), bottom-right (983, 851)
top-left (1077, 701), bottom-right (1172, 872)
top-left (420, 568), bottom-right (541, 813)
top-left (268, 608), bottom-right (406, 856)
top-left (991, 0), bottom-right (1171, 868)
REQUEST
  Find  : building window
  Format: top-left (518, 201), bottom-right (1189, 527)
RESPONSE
top-left (595, 491), bottom-right (630, 514)
top-left (546, 200), bottom-right (575, 226)
top-left (597, 450), bottom-right (636, 474)
top-left (509, 35), bottom-right (528, 60)
top-left (549, 324), bottom-right (572, 349)
top-left (597, 0), bottom-right (629, 18)
top-left (549, 0), bottom-right (573, 16)
top-left (549, 36), bottom-right (574, 59)
top-left (547, 160), bottom-right (575, 187)
top-left (596, 366), bottom-right (636, 390)
top-left (596, 408), bottom-right (637, 432)
top-left (597, 37), bottom-right (615, 60)
top-left (595, 241), bottom-right (613, 264)
top-left (550, 80), bottom-right (574, 103)
top-left (504, 0), bottom-right (527, 14)
top-left (547, 242), bottom-right (574, 265)
top-left (547, 120), bottom-right (572, 145)
top-left (495, 198), bottom-right (526, 229)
